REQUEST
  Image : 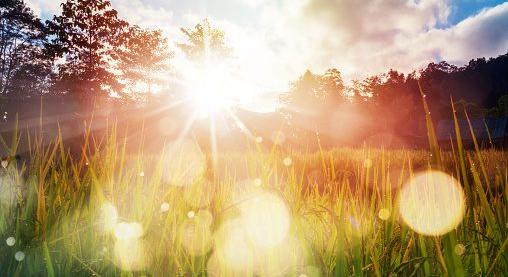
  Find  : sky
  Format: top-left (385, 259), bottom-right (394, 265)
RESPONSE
top-left (26, 0), bottom-right (508, 93)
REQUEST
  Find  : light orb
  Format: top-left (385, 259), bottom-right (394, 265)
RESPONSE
top-left (254, 236), bottom-right (306, 276)
top-left (454, 243), bottom-right (466, 256)
top-left (283, 157), bottom-right (293, 167)
top-left (6, 236), bottom-right (15, 246)
top-left (253, 178), bottom-right (262, 187)
top-left (160, 202), bottom-right (170, 213)
top-left (398, 171), bottom-right (466, 236)
top-left (363, 158), bottom-right (373, 169)
top-left (114, 238), bottom-right (147, 271)
top-left (98, 202), bottom-right (119, 233)
top-left (238, 191), bottom-right (291, 248)
top-left (378, 208), bottom-right (391, 221)
top-left (113, 222), bottom-right (147, 271)
top-left (213, 219), bottom-right (255, 271)
top-left (14, 251), bottom-right (25, 262)
top-left (114, 222), bottom-right (143, 240)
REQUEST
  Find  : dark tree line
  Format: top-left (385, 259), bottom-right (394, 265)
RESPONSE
top-left (283, 53), bottom-right (508, 141)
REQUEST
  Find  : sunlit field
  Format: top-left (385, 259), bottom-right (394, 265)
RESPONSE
top-left (3, 0), bottom-right (508, 276)
top-left (0, 116), bottom-right (506, 277)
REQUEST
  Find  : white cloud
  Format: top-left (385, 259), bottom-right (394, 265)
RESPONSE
top-left (415, 2), bottom-right (508, 64)
top-left (257, 0), bottom-right (508, 81)
top-left (25, 0), bottom-right (64, 17)
top-left (111, 0), bottom-right (174, 31)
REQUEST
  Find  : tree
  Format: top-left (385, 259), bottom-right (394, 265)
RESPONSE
top-left (115, 25), bottom-right (173, 101)
top-left (0, 0), bottom-right (49, 96)
top-left (47, 0), bottom-right (128, 99)
top-left (320, 68), bottom-right (346, 108)
top-left (178, 19), bottom-right (230, 62)
top-left (283, 68), bottom-right (346, 114)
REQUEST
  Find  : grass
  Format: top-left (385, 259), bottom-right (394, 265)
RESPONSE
top-left (0, 110), bottom-right (507, 276)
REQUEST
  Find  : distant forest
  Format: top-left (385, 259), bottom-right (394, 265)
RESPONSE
top-left (1, 0), bottom-right (508, 147)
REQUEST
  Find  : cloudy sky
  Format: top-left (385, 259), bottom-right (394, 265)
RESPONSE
top-left (27, 0), bottom-right (508, 92)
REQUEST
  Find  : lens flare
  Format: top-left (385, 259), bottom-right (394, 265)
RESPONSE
top-left (114, 222), bottom-right (143, 240)
top-left (160, 202), bottom-right (170, 213)
top-left (113, 222), bottom-right (147, 271)
top-left (283, 157), bottom-right (293, 167)
top-left (253, 178), bottom-right (262, 187)
top-left (162, 139), bottom-right (205, 187)
top-left (14, 251), bottom-right (25, 262)
top-left (299, 266), bottom-right (322, 277)
top-left (213, 219), bottom-right (255, 271)
top-left (363, 158), bottom-right (373, 169)
top-left (454, 243), bottom-right (466, 256)
top-left (179, 218), bottom-right (213, 256)
top-left (398, 171), bottom-right (466, 236)
top-left (98, 202), bottom-right (119, 233)
top-left (378, 208), bottom-right (391, 221)
top-left (254, 236), bottom-right (306, 276)
top-left (6, 236), bottom-right (15, 246)
top-left (114, 239), bottom-right (147, 271)
top-left (238, 191), bottom-right (291, 248)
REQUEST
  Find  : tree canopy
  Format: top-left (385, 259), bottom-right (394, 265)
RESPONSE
top-left (178, 18), bottom-right (231, 62)
top-left (114, 25), bottom-right (173, 101)
top-left (47, 0), bottom-right (128, 98)
top-left (0, 0), bottom-right (49, 96)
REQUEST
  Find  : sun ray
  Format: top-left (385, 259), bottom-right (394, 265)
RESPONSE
top-left (228, 110), bottom-right (254, 138)
top-left (209, 114), bottom-right (219, 170)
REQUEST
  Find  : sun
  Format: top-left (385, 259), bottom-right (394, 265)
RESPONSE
top-left (185, 62), bottom-right (240, 118)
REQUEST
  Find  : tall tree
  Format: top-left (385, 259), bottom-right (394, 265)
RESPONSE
top-left (283, 68), bottom-right (346, 114)
top-left (47, 0), bottom-right (128, 99)
top-left (114, 25), bottom-right (173, 101)
top-left (0, 0), bottom-right (49, 96)
top-left (320, 68), bottom-right (346, 109)
top-left (178, 19), bottom-right (230, 62)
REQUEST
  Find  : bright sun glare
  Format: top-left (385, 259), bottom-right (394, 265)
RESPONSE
top-left (186, 63), bottom-right (239, 118)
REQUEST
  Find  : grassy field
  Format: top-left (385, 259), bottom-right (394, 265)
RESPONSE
top-left (0, 114), bottom-right (507, 277)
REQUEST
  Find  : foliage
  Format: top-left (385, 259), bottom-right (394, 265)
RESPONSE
top-left (283, 68), bottom-right (346, 114)
top-left (114, 26), bottom-right (173, 101)
top-left (46, 0), bottom-right (128, 98)
top-left (0, 0), bottom-right (50, 96)
top-left (178, 18), bottom-right (231, 62)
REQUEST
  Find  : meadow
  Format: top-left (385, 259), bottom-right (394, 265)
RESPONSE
top-left (0, 115), bottom-right (507, 277)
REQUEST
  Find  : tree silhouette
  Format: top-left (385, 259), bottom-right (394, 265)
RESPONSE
top-left (0, 0), bottom-right (49, 96)
top-left (47, 0), bottom-right (128, 99)
top-left (115, 25), bottom-right (173, 101)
